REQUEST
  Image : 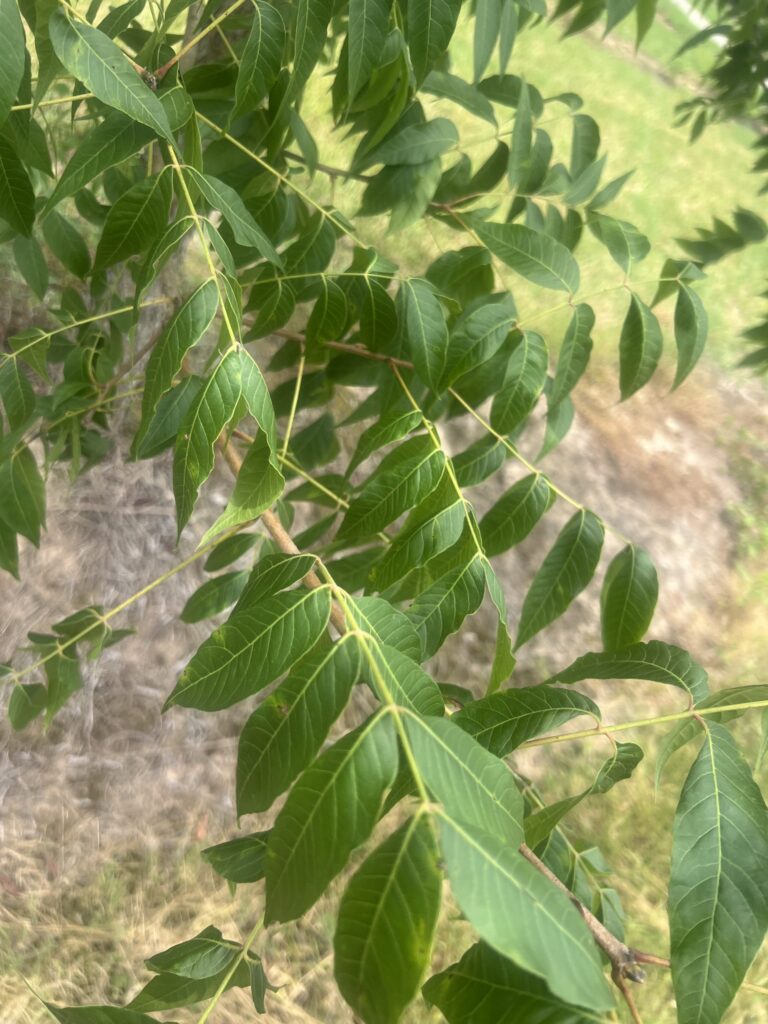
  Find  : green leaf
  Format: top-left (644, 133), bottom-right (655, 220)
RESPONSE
top-left (539, 388), bottom-right (574, 459)
top-left (180, 571), bottom-right (249, 624)
top-left (600, 544), bottom-right (658, 650)
top-left (145, 925), bottom-right (238, 979)
top-left (49, 10), bottom-right (173, 142)
top-left (545, 640), bottom-right (709, 704)
top-left (405, 0), bottom-right (462, 83)
top-left (482, 561), bottom-right (516, 693)
top-left (515, 509), bottom-right (604, 649)
top-left (13, 235), bottom-right (48, 298)
top-left (358, 117), bottom-right (458, 171)
top-left (0, 444), bottom-right (45, 546)
top-left (290, 0), bottom-right (333, 95)
top-left (507, 80), bottom-right (532, 188)
top-left (184, 168), bottom-right (282, 265)
top-left (423, 71), bottom-right (496, 126)
top-left (0, 357), bottom-right (36, 428)
top-left (334, 816), bottom-right (441, 1024)
top-left (363, 641), bottom-right (445, 715)
top-left (524, 742), bottom-right (643, 848)
top-left (442, 302), bottom-right (516, 387)
top-left (237, 639), bottom-right (361, 814)
top-left (94, 171), bottom-right (172, 269)
top-left (0, 0), bottom-right (25, 129)
top-left (670, 724), bottom-right (768, 1024)
top-left (172, 351), bottom-right (244, 535)
top-left (424, 941), bottom-right (609, 1023)
top-left (480, 473), bottom-right (553, 557)
top-left (199, 432), bottom-right (284, 544)
top-left (132, 280), bottom-right (219, 457)
top-left (133, 376), bottom-right (203, 461)
top-left (570, 112), bottom-right (599, 178)
top-left (235, 552), bottom-right (318, 611)
top-left (467, 216), bottom-right (579, 292)
top-left (619, 293), bottom-right (663, 400)
top-left (348, 0), bottom-right (391, 97)
top-left (0, 517), bottom-right (19, 578)
top-left (397, 278), bottom-right (448, 389)
top-left (405, 714), bottom-right (523, 843)
top-left (0, 134), bottom-right (34, 235)
top-left (42, 211), bottom-right (91, 278)
top-left (452, 436), bottom-right (505, 487)
top-left (128, 963), bottom-right (250, 1011)
top-left (407, 555), bottom-right (486, 659)
top-left (372, 477), bottom-right (465, 591)
top-left (490, 331), bottom-right (548, 433)
top-left (655, 685), bottom-right (768, 785)
top-left (351, 596), bottom-right (422, 661)
top-left (550, 303), bottom-right (594, 406)
top-left (164, 587), bottom-right (332, 710)
top-left (635, 0), bottom-right (657, 45)
top-left (233, 0), bottom-right (285, 116)
top-left (43, 113), bottom-right (152, 213)
top-left (438, 816), bottom-right (614, 1011)
top-left (8, 683), bottom-right (48, 730)
top-left (347, 410), bottom-right (421, 477)
top-left (453, 685), bottom-right (600, 756)
top-left (265, 713), bottom-right (397, 923)
top-left (588, 213), bottom-right (650, 274)
top-left (473, 0), bottom-right (500, 82)
top-left (337, 434), bottom-right (445, 542)
top-left (200, 831), bottom-right (270, 883)
top-left (673, 283), bottom-right (708, 388)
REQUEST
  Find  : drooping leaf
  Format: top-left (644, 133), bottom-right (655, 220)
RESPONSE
top-left (550, 303), bottom-right (594, 406)
top-left (127, 963), bottom-right (250, 1012)
top-left (200, 831), bottom-right (270, 883)
top-left (600, 544), bottom-right (658, 650)
top-left (424, 941), bottom-right (608, 1023)
top-left (453, 685), bottom-right (600, 756)
top-left (405, 713), bottom-right (523, 843)
top-left (673, 283), bottom-right (708, 388)
top-left (669, 724), bottom-right (768, 1024)
top-left (515, 509), bottom-right (604, 649)
top-left (233, 0), bottom-right (285, 116)
top-left (49, 10), bottom-right (173, 141)
top-left (358, 117), bottom-right (459, 171)
top-left (337, 435), bottom-right (445, 542)
top-left (0, 357), bottom-right (36, 429)
top-left (132, 280), bottom-right (219, 457)
top-left (405, 0), bottom-right (462, 83)
top-left (489, 330), bottom-right (548, 433)
top-left (618, 293), bottom-right (663, 400)
top-left (467, 216), bottom-right (580, 292)
top-left (423, 71), bottom-right (496, 126)
top-left (180, 571), bottom-right (249, 624)
top-left (42, 211), bottom-right (91, 278)
top-left (94, 171), bottom-right (172, 269)
top-left (0, 444), bottom-right (45, 546)
top-left (43, 1006), bottom-right (168, 1024)
top-left (347, 0), bottom-right (392, 98)
top-left (588, 213), bottom-right (650, 274)
top-left (442, 302), bottom-right (516, 387)
top-left (164, 587), bottom-right (332, 710)
top-left (438, 815), bottom-right (614, 1011)
top-left (334, 815), bottom-right (441, 1024)
top-left (265, 713), bottom-right (397, 923)
top-left (480, 473), bottom-right (553, 557)
top-left (200, 432), bottom-right (284, 544)
top-left (290, 0), bottom-right (334, 95)
top-left (144, 925), bottom-right (239, 979)
top-left (234, 552), bottom-right (318, 611)
top-left (407, 555), bottom-right (486, 658)
top-left (545, 640), bottom-right (709, 704)
top-left (397, 278), bottom-right (448, 390)
top-left (507, 79), bottom-right (532, 188)
top-left (0, 134), bottom-right (34, 235)
top-left (0, 0), bottom-right (25, 129)
top-left (236, 639), bottom-right (361, 814)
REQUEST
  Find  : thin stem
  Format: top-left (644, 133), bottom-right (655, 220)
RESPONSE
top-left (280, 354), bottom-right (306, 460)
top-left (4, 524), bottom-right (248, 688)
top-left (282, 150), bottom-right (373, 183)
top-left (156, 0), bottom-right (248, 77)
top-left (194, 112), bottom-right (369, 248)
top-left (521, 698), bottom-right (768, 750)
top-left (196, 919), bottom-right (262, 1024)
top-left (11, 92), bottom-right (94, 112)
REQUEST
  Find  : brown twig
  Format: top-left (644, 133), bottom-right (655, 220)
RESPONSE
top-left (218, 439), bottom-right (347, 635)
top-left (520, 842), bottom-right (667, 1018)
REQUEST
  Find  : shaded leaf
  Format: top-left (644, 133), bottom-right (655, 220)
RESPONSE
top-left (673, 283), bottom-right (708, 388)
top-left (201, 831), bottom-right (270, 883)
top-left (480, 473), bottom-right (553, 557)
top-left (397, 278), bottom-right (448, 389)
top-left (600, 544), bottom-right (658, 650)
top-left (0, 134), bottom-right (34, 235)
top-left (619, 293), bottom-right (662, 400)
top-left (180, 571), bottom-right (249, 624)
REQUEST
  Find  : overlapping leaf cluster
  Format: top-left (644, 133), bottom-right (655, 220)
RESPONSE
top-left (1, 0), bottom-right (767, 1022)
